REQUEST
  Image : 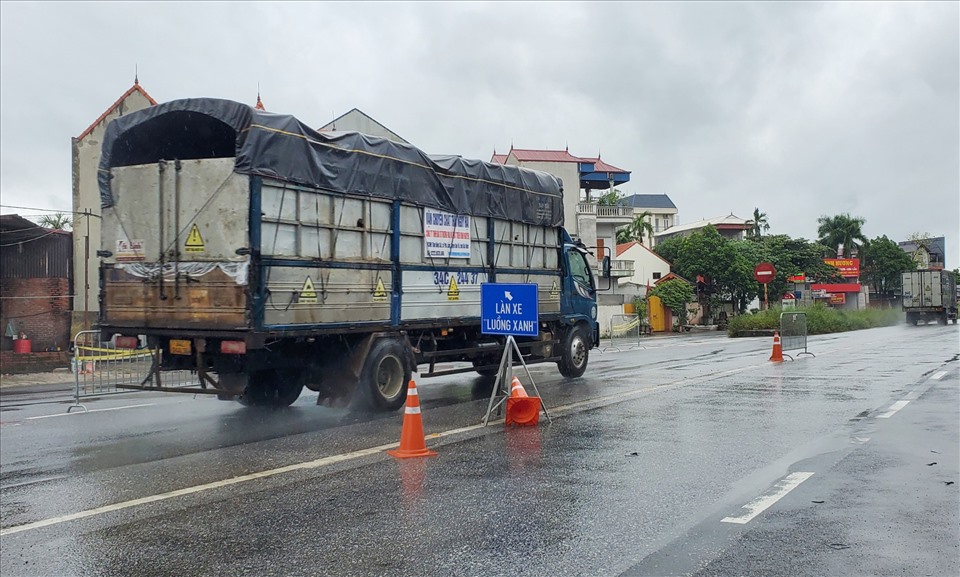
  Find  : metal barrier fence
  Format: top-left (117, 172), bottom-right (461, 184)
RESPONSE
top-left (779, 312), bottom-right (815, 359)
top-left (600, 314), bottom-right (646, 352)
top-left (70, 330), bottom-right (202, 412)
top-left (70, 330), bottom-right (155, 412)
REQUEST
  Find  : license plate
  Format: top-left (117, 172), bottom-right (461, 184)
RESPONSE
top-left (169, 339), bottom-right (192, 355)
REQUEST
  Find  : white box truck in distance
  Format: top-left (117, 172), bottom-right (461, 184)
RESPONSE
top-left (901, 269), bottom-right (958, 325)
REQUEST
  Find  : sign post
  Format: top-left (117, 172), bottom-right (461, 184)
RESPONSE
top-left (754, 262), bottom-right (776, 310)
top-left (479, 283), bottom-right (550, 425)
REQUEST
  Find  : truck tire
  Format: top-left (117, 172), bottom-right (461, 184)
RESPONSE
top-left (472, 356), bottom-right (501, 377)
top-left (238, 369), bottom-right (304, 407)
top-left (558, 324), bottom-right (590, 378)
top-left (353, 338), bottom-right (410, 412)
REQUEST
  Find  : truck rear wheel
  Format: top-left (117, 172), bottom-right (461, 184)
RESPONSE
top-left (352, 338), bottom-right (410, 412)
top-left (558, 324), bottom-right (589, 378)
top-left (238, 369), bottom-right (304, 407)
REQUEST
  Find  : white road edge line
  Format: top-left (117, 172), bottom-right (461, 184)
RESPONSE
top-left (25, 403), bottom-right (156, 420)
top-left (721, 472), bottom-right (815, 524)
top-left (2, 360), bottom-right (771, 537)
top-left (876, 400), bottom-right (910, 419)
top-left (0, 441), bottom-right (399, 537)
top-left (931, 371), bottom-right (947, 381)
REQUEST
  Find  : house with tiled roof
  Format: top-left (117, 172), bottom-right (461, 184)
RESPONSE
top-left (318, 108), bottom-right (409, 144)
top-left (619, 194), bottom-right (679, 247)
top-left (615, 241), bottom-right (672, 291)
top-left (71, 79), bottom-right (157, 335)
top-left (654, 213), bottom-right (751, 245)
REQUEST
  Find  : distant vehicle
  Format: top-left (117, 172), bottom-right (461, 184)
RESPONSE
top-left (901, 269), bottom-right (957, 325)
top-left (95, 98), bottom-right (599, 410)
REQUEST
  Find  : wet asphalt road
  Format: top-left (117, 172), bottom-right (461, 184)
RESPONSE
top-left (1, 324), bottom-right (957, 576)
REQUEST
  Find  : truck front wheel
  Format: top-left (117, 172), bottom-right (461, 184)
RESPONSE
top-left (353, 338), bottom-right (410, 412)
top-left (558, 324), bottom-right (590, 378)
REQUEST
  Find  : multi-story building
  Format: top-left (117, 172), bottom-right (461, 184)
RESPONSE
top-left (618, 194), bottom-right (678, 247)
top-left (491, 147), bottom-right (634, 280)
top-left (898, 236), bottom-right (946, 270)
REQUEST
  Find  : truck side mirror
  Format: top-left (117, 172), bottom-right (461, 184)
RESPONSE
top-left (602, 256), bottom-right (611, 278)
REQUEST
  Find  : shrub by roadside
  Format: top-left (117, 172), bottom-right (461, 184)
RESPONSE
top-left (727, 303), bottom-right (902, 336)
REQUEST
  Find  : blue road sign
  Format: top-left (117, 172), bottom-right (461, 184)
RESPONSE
top-left (481, 283), bottom-right (539, 336)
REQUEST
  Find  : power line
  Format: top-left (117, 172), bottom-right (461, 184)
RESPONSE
top-left (1, 204), bottom-right (100, 218)
top-left (0, 229), bottom-right (63, 246)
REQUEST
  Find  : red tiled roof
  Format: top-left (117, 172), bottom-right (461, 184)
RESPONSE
top-left (505, 148), bottom-right (628, 174)
top-left (582, 157), bottom-right (628, 174)
top-left (491, 153), bottom-right (508, 164)
top-left (509, 148), bottom-right (583, 163)
top-left (617, 240), bottom-right (673, 265)
top-left (616, 241), bottom-right (638, 256)
top-left (78, 82), bottom-right (157, 140)
top-left (654, 272), bottom-right (690, 285)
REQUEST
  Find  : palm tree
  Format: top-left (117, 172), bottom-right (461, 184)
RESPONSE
top-left (36, 212), bottom-right (72, 230)
top-left (746, 207), bottom-right (769, 239)
top-left (816, 213), bottom-right (867, 257)
top-left (617, 211), bottom-right (655, 245)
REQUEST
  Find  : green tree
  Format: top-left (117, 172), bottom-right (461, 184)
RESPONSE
top-left (861, 235), bottom-right (917, 298)
top-left (746, 207), bottom-right (769, 240)
top-left (652, 235), bottom-right (684, 265)
top-left (617, 211), bottom-right (655, 245)
top-left (596, 188), bottom-right (623, 206)
top-left (816, 213), bottom-right (867, 257)
top-left (655, 226), bottom-right (754, 313)
top-left (649, 278), bottom-right (693, 328)
top-left (36, 212), bottom-right (72, 230)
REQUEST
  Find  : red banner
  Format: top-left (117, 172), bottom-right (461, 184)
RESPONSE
top-left (823, 258), bottom-right (860, 278)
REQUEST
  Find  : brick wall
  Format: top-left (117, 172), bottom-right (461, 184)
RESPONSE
top-left (0, 351), bottom-right (71, 374)
top-left (0, 278), bottom-right (72, 352)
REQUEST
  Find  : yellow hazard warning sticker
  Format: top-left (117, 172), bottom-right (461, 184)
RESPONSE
top-left (447, 276), bottom-right (460, 300)
top-left (184, 224), bottom-right (205, 253)
top-left (299, 277), bottom-right (318, 304)
top-left (373, 277), bottom-right (388, 302)
top-left (550, 280), bottom-right (560, 298)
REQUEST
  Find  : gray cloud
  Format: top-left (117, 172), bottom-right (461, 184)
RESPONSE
top-left (2, 1), bottom-right (957, 266)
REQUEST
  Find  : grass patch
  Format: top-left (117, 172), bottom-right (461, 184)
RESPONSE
top-left (727, 302), bottom-right (902, 336)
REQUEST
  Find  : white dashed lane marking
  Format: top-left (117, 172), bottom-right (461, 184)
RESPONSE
top-left (722, 472), bottom-right (815, 524)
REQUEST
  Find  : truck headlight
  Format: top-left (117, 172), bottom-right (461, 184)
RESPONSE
top-left (591, 305), bottom-right (597, 319)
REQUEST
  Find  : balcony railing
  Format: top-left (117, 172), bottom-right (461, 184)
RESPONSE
top-left (577, 203), bottom-right (634, 221)
top-left (596, 258), bottom-right (635, 278)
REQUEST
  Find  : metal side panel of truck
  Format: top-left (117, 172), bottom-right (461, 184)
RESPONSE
top-left (96, 98), bottom-right (598, 411)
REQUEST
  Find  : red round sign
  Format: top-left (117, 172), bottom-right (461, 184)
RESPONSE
top-left (753, 262), bottom-right (776, 284)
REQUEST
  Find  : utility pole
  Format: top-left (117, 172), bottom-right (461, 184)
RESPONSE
top-left (83, 208), bottom-right (90, 330)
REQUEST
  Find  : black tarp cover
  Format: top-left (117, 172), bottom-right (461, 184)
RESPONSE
top-left (98, 98), bottom-right (564, 227)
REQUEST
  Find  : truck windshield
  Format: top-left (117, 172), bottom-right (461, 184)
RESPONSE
top-left (569, 251), bottom-right (594, 291)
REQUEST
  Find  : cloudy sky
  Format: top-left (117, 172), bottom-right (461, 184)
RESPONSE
top-left (2, 2), bottom-right (957, 267)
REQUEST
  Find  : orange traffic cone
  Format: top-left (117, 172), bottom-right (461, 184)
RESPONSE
top-left (769, 331), bottom-right (784, 363)
top-left (387, 380), bottom-right (438, 459)
top-left (505, 376), bottom-right (541, 427)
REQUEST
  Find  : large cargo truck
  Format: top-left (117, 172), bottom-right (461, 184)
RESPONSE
top-left (95, 98), bottom-right (599, 410)
top-left (901, 269), bottom-right (957, 325)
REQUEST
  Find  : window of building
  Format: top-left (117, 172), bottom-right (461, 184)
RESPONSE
top-left (652, 272), bottom-right (662, 280)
